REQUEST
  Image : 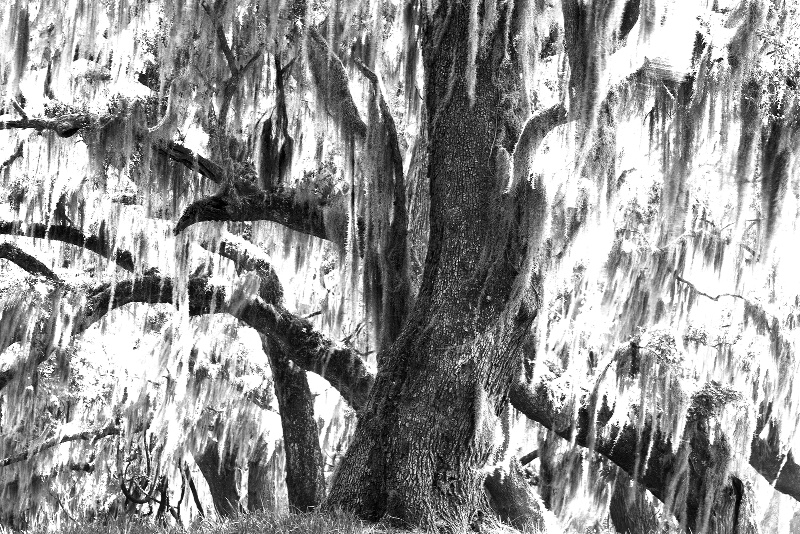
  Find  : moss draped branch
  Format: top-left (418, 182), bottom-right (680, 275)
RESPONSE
top-left (0, 221), bottom-right (134, 272)
top-left (153, 140), bottom-right (225, 184)
top-left (0, 113), bottom-right (110, 138)
top-left (306, 28), bottom-right (367, 140)
top-left (2, 229), bottom-right (798, 506)
top-left (173, 184), bottom-right (349, 245)
top-left (0, 242), bottom-right (60, 282)
top-left (507, 371), bottom-right (800, 506)
top-left (0, 420), bottom-right (121, 467)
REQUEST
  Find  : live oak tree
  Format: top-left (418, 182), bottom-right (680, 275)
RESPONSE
top-left (1, 0), bottom-right (799, 533)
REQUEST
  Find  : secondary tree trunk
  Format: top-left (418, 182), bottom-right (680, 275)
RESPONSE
top-left (194, 439), bottom-right (241, 518)
top-left (326, 3), bottom-right (539, 528)
top-left (263, 337), bottom-right (326, 511)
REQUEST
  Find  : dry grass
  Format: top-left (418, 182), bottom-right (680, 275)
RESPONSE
top-left (11, 510), bottom-right (469, 534)
top-left (4, 508), bottom-right (557, 534)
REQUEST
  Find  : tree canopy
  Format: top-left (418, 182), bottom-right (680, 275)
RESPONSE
top-left (0, 0), bottom-right (799, 532)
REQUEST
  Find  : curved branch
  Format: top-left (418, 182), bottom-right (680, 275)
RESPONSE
top-left (0, 242), bottom-right (60, 282)
top-left (199, 234), bottom-right (374, 410)
top-left (173, 185), bottom-right (349, 245)
top-left (71, 262), bottom-right (374, 410)
top-left (0, 222), bottom-right (135, 272)
top-left (511, 103), bottom-right (568, 186)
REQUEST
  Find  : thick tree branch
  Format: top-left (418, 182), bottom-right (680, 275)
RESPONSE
top-left (511, 103), bottom-right (569, 186)
top-left (306, 29), bottom-right (367, 140)
top-left (0, 113), bottom-right (110, 138)
top-left (199, 234), bottom-right (374, 409)
top-left (173, 185), bottom-right (348, 245)
top-left (0, 420), bottom-right (120, 467)
top-left (153, 140), bottom-right (224, 184)
top-left (0, 242), bottom-right (60, 282)
top-left (70, 260), bottom-right (374, 410)
top-left (508, 372), bottom-right (800, 505)
top-left (0, 222), bottom-right (135, 272)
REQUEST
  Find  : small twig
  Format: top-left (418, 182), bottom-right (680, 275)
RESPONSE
top-left (184, 465), bottom-right (205, 518)
top-left (674, 274), bottom-right (744, 302)
top-left (520, 449), bottom-right (539, 466)
top-left (11, 99), bottom-right (27, 121)
top-left (0, 141), bottom-right (23, 170)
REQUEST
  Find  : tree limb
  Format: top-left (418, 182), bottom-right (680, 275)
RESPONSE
top-left (153, 140), bottom-right (225, 184)
top-left (306, 28), bottom-right (367, 140)
top-left (0, 221), bottom-right (135, 272)
top-left (198, 235), bottom-right (374, 409)
top-left (0, 113), bottom-right (112, 138)
top-left (511, 103), bottom-right (569, 186)
top-left (0, 141), bottom-right (23, 170)
top-left (674, 274), bottom-right (745, 302)
top-left (0, 420), bottom-right (120, 467)
top-left (0, 242), bottom-right (61, 282)
top-left (507, 372), bottom-right (800, 505)
top-left (173, 185), bottom-right (348, 246)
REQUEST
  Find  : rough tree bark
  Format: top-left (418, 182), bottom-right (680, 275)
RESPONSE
top-left (326, 3), bottom-right (541, 528)
top-left (194, 438), bottom-right (241, 518)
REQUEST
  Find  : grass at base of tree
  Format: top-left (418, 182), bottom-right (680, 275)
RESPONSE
top-left (5, 509), bottom-right (535, 534)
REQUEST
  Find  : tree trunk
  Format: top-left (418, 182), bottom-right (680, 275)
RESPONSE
top-left (608, 469), bottom-right (661, 534)
top-left (484, 458), bottom-right (546, 532)
top-left (248, 438), bottom-right (287, 513)
top-left (194, 440), bottom-right (241, 518)
top-left (263, 337), bottom-right (326, 511)
top-left (326, 3), bottom-right (538, 528)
